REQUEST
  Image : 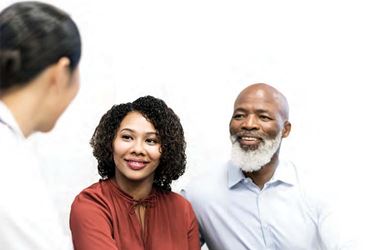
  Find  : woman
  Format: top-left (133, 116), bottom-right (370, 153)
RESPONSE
top-left (70, 96), bottom-right (200, 250)
top-left (0, 1), bottom-right (81, 249)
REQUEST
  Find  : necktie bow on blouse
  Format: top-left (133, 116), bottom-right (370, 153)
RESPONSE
top-left (129, 194), bottom-right (157, 215)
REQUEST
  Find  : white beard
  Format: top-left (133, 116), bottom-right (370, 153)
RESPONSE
top-left (230, 131), bottom-right (283, 172)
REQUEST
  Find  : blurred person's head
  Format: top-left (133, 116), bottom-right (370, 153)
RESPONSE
top-left (0, 1), bottom-right (81, 136)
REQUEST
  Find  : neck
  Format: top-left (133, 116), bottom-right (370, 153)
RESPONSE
top-left (243, 153), bottom-right (279, 189)
top-left (0, 83), bottom-right (46, 138)
top-left (114, 174), bottom-right (154, 201)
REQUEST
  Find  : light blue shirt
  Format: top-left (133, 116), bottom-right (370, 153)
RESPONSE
top-left (182, 160), bottom-right (352, 250)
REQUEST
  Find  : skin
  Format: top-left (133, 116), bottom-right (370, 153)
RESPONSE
top-left (229, 83), bottom-right (291, 189)
top-left (112, 111), bottom-right (162, 230)
top-left (0, 57), bottom-right (80, 137)
top-left (112, 111), bottom-right (162, 200)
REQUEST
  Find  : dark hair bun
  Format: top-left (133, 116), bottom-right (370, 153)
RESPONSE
top-left (0, 49), bottom-right (21, 89)
top-left (0, 2), bottom-right (81, 90)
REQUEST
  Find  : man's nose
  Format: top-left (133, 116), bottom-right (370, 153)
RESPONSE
top-left (241, 115), bottom-right (260, 130)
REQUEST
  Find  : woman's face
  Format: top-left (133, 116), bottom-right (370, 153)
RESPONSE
top-left (112, 111), bottom-right (161, 186)
top-left (37, 63), bottom-right (80, 132)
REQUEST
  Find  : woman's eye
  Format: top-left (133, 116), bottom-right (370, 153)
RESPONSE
top-left (145, 138), bottom-right (158, 145)
top-left (121, 135), bottom-right (132, 141)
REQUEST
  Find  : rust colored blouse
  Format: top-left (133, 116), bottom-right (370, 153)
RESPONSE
top-left (70, 179), bottom-right (200, 250)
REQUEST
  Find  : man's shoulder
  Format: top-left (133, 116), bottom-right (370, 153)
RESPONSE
top-left (284, 160), bottom-right (334, 213)
top-left (181, 161), bottom-right (229, 200)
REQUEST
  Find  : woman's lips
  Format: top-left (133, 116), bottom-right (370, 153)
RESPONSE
top-left (126, 160), bottom-right (147, 170)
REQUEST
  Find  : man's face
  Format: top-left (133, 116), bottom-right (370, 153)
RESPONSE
top-left (229, 86), bottom-right (290, 171)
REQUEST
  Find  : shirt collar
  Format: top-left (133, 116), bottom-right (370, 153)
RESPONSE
top-left (227, 159), bottom-right (297, 189)
top-left (269, 160), bottom-right (297, 186)
top-left (227, 161), bottom-right (246, 188)
top-left (0, 100), bottom-right (25, 139)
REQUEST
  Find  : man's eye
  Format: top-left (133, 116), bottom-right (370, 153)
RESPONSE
top-left (259, 115), bottom-right (271, 121)
top-left (233, 114), bottom-right (245, 119)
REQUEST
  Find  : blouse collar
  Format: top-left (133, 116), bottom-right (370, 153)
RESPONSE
top-left (107, 179), bottom-right (158, 212)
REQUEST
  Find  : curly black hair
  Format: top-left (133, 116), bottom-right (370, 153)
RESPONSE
top-left (90, 95), bottom-right (186, 192)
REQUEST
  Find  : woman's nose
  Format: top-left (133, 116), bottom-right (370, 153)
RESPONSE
top-left (130, 139), bottom-right (145, 155)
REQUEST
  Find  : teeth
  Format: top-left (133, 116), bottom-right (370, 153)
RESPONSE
top-left (241, 137), bottom-right (258, 141)
top-left (128, 161), bottom-right (144, 167)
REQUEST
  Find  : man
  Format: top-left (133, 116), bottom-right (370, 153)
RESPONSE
top-left (182, 83), bottom-right (352, 250)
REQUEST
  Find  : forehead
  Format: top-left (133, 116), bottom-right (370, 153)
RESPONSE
top-left (234, 88), bottom-right (282, 114)
top-left (119, 111), bottom-right (156, 132)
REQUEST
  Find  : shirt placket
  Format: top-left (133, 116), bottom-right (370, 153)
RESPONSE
top-left (246, 180), bottom-right (275, 250)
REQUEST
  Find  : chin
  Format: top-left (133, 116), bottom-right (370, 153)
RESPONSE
top-left (124, 171), bottom-right (154, 183)
top-left (230, 131), bottom-right (283, 172)
top-left (240, 143), bottom-right (261, 152)
top-left (39, 121), bottom-right (57, 133)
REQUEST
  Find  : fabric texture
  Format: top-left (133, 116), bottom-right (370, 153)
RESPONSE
top-left (182, 160), bottom-right (353, 250)
top-left (0, 101), bottom-right (72, 250)
top-left (70, 179), bottom-right (200, 250)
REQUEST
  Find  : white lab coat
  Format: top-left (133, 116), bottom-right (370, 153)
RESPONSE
top-left (0, 101), bottom-right (72, 250)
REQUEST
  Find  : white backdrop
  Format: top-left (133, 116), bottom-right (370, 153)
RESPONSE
top-left (1, 0), bottom-right (374, 249)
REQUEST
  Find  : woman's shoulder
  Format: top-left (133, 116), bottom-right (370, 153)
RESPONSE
top-left (156, 190), bottom-right (193, 209)
top-left (71, 179), bottom-right (113, 209)
top-left (70, 180), bottom-right (115, 231)
top-left (76, 179), bottom-right (108, 194)
top-left (155, 191), bottom-right (197, 224)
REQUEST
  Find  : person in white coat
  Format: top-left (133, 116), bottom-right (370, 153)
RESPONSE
top-left (0, 1), bottom-right (81, 249)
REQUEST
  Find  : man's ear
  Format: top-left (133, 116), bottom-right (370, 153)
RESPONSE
top-left (50, 57), bottom-right (71, 91)
top-left (282, 121), bottom-right (291, 138)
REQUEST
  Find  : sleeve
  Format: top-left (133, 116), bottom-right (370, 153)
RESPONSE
top-left (69, 192), bottom-right (118, 250)
top-left (0, 193), bottom-right (72, 250)
top-left (299, 168), bottom-right (357, 250)
top-left (0, 141), bottom-right (72, 250)
top-left (317, 202), bottom-right (358, 250)
top-left (184, 198), bottom-right (201, 250)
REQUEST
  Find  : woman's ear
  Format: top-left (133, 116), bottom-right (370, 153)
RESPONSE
top-left (50, 57), bottom-right (71, 91)
top-left (282, 121), bottom-right (291, 138)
